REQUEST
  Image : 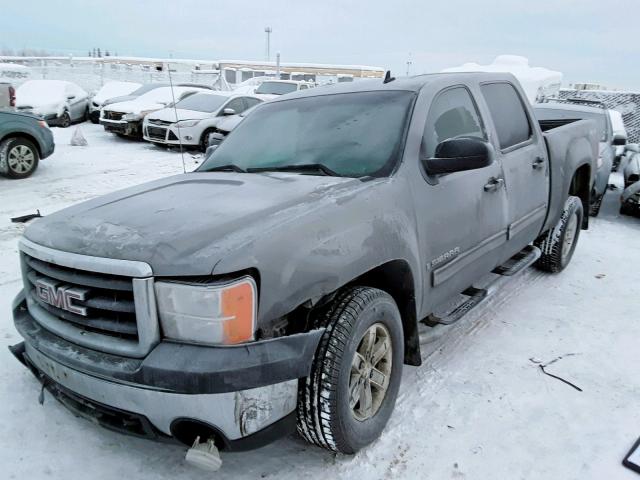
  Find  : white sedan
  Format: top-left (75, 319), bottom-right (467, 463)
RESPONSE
top-left (142, 92), bottom-right (263, 150)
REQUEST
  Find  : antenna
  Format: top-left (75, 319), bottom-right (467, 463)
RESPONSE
top-left (167, 62), bottom-right (187, 174)
top-left (383, 70), bottom-right (395, 84)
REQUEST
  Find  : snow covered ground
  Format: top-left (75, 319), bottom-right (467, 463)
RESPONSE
top-left (1, 123), bottom-right (639, 479)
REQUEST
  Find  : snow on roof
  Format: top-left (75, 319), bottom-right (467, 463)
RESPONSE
top-left (443, 55), bottom-right (563, 103)
top-left (16, 79), bottom-right (71, 106)
top-left (93, 81), bottom-right (142, 103)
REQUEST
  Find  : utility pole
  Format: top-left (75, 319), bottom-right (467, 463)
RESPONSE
top-left (276, 52), bottom-right (281, 79)
top-left (406, 52), bottom-right (412, 77)
top-left (264, 26), bottom-right (272, 62)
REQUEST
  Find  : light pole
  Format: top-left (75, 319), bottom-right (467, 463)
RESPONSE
top-left (264, 27), bottom-right (272, 62)
top-left (406, 52), bottom-right (412, 77)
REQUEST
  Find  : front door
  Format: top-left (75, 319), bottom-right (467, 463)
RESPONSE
top-left (413, 85), bottom-right (509, 309)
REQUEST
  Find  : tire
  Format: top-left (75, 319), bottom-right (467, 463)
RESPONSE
top-left (589, 192), bottom-right (603, 216)
top-left (534, 196), bottom-right (583, 273)
top-left (620, 203), bottom-right (633, 216)
top-left (200, 128), bottom-right (215, 152)
top-left (59, 111), bottom-right (71, 128)
top-left (297, 286), bottom-right (404, 454)
top-left (0, 137), bottom-right (40, 179)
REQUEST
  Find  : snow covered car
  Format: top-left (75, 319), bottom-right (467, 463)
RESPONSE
top-left (143, 92), bottom-right (262, 150)
top-left (254, 80), bottom-right (313, 98)
top-left (100, 86), bottom-right (208, 138)
top-left (88, 81), bottom-right (142, 124)
top-left (609, 109), bottom-right (627, 171)
top-left (623, 149), bottom-right (640, 188)
top-left (0, 109), bottom-right (55, 179)
top-left (620, 143), bottom-right (639, 173)
top-left (15, 80), bottom-right (89, 128)
top-left (205, 104), bottom-right (261, 149)
top-left (534, 101), bottom-right (625, 216)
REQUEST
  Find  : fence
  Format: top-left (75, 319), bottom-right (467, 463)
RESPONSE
top-left (558, 88), bottom-right (640, 143)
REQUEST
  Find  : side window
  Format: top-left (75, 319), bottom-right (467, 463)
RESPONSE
top-left (481, 83), bottom-right (532, 149)
top-left (224, 98), bottom-right (246, 114)
top-left (244, 97), bottom-right (262, 109)
top-left (422, 87), bottom-right (485, 158)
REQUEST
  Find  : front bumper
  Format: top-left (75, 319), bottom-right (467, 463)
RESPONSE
top-left (12, 295), bottom-right (324, 449)
top-left (143, 123), bottom-right (200, 146)
top-left (100, 118), bottom-right (141, 137)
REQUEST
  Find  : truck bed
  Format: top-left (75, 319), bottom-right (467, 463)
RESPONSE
top-left (541, 118), bottom-right (599, 231)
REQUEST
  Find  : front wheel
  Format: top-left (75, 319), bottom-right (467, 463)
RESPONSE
top-left (297, 287), bottom-right (404, 454)
top-left (534, 196), bottom-right (583, 273)
top-left (0, 137), bottom-right (40, 179)
top-left (59, 111), bottom-right (71, 128)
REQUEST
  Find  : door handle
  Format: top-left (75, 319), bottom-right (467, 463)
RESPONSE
top-left (532, 157), bottom-right (545, 170)
top-left (484, 177), bottom-right (504, 192)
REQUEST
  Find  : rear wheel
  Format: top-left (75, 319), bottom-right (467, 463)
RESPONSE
top-left (297, 287), bottom-right (404, 454)
top-left (0, 137), bottom-right (40, 179)
top-left (534, 196), bottom-right (583, 273)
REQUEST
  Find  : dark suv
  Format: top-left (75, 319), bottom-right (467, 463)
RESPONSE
top-left (0, 109), bottom-right (55, 179)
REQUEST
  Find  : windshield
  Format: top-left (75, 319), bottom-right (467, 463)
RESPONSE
top-left (130, 83), bottom-right (167, 96)
top-left (199, 90), bottom-right (415, 177)
top-left (175, 93), bottom-right (228, 112)
top-left (255, 81), bottom-right (299, 95)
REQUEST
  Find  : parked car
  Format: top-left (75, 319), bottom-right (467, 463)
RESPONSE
top-left (534, 100), bottom-right (625, 216)
top-left (88, 81), bottom-right (142, 123)
top-left (101, 82), bottom-right (212, 110)
top-left (254, 79), bottom-right (313, 98)
top-left (100, 86), bottom-right (207, 138)
top-left (623, 148), bottom-right (640, 188)
top-left (0, 110), bottom-right (55, 178)
top-left (10, 73), bottom-right (598, 457)
top-left (620, 180), bottom-right (640, 216)
top-left (0, 82), bottom-right (16, 108)
top-left (620, 143), bottom-right (639, 176)
top-left (15, 80), bottom-right (89, 128)
top-left (143, 92), bottom-right (263, 150)
top-left (609, 109), bottom-right (627, 171)
top-left (205, 104), bottom-right (260, 149)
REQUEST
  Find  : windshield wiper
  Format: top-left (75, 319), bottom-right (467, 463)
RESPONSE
top-left (204, 164), bottom-right (247, 173)
top-left (247, 164), bottom-right (341, 176)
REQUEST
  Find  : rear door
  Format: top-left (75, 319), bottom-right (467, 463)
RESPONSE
top-left (415, 85), bottom-right (509, 308)
top-left (479, 82), bottom-right (549, 251)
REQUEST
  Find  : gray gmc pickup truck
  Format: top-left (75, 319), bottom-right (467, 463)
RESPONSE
top-left (10, 73), bottom-right (598, 458)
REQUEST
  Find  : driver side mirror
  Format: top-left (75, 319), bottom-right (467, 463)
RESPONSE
top-left (613, 133), bottom-right (627, 146)
top-left (422, 137), bottom-right (492, 175)
top-left (222, 108), bottom-right (236, 116)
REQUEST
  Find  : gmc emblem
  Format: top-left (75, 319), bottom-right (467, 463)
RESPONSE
top-left (35, 278), bottom-right (88, 316)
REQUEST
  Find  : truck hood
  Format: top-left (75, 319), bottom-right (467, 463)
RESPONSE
top-left (104, 99), bottom-right (164, 115)
top-left (24, 172), bottom-right (365, 276)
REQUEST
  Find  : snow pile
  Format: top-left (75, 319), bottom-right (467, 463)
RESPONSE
top-left (443, 55), bottom-right (563, 103)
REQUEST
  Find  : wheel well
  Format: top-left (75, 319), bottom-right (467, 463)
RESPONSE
top-left (569, 164), bottom-right (591, 229)
top-left (0, 133), bottom-right (42, 158)
top-left (349, 260), bottom-right (421, 366)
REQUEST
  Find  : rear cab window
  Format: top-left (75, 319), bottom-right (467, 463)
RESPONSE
top-left (480, 83), bottom-right (532, 150)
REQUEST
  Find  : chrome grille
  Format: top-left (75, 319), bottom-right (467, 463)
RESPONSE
top-left (24, 255), bottom-right (138, 341)
top-left (19, 238), bottom-right (159, 358)
top-left (103, 110), bottom-right (125, 121)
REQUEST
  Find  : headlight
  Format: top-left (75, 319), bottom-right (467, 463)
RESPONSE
top-left (175, 119), bottom-right (200, 128)
top-left (155, 276), bottom-right (257, 345)
top-left (123, 113), bottom-right (140, 121)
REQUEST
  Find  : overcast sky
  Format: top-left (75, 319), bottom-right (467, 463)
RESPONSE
top-left (3, 0), bottom-right (637, 89)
